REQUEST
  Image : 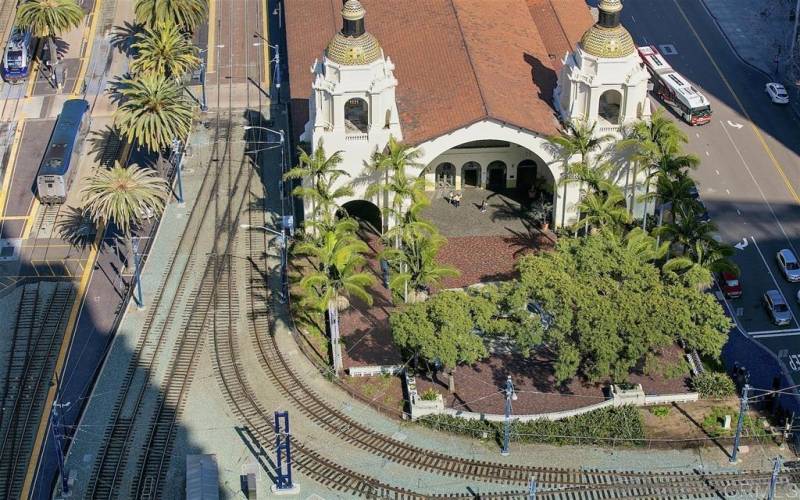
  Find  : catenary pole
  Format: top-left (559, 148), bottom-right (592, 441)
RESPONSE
top-left (730, 384), bottom-right (749, 463)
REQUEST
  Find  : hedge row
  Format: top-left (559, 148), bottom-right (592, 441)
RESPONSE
top-left (418, 406), bottom-right (645, 447)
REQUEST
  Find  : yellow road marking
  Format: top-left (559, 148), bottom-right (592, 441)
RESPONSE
top-left (673, 0), bottom-right (800, 204)
top-left (0, 215), bottom-right (29, 220)
top-left (0, 119), bottom-right (25, 218)
top-left (20, 224), bottom-right (104, 499)
top-left (25, 52), bottom-right (39, 98)
top-left (262, 0), bottom-right (270, 89)
top-left (207, 0), bottom-right (217, 73)
top-left (22, 198), bottom-right (40, 239)
top-left (71, 0), bottom-right (104, 96)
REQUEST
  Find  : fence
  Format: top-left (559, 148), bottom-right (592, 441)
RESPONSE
top-left (348, 365), bottom-right (404, 377)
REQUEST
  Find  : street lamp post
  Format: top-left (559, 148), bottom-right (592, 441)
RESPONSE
top-left (171, 139), bottom-right (184, 203)
top-left (253, 32), bottom-right (281, 103)
top-left (273, 1), bottom-right (282, 29)
top-left (501, 375), bottom-right (517, 456)
top-left (730, 383), bottom-right (750, 463)
top-left (243, 125), bottom-right (286, 197)
top-left (241, 224), bottom-right (288, 303)
top-left (52, 394), bottom-right (70, 494)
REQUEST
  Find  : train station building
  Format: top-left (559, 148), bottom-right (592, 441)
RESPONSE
top-left (285, 0), bottom-right (652, 228)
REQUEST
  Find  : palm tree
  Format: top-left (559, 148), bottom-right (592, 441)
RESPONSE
top-left (295, 218), bottom-right (376, 369)
top-left (284, 140), bottom-right (347, 222)
top-left (366, 166), bottom-right (427, 236)
top-left (548, 120), bottom-right (614, 227)
top-left (622, 227), bottom-right (668, 264)
top-left (113, 73), bottom-right (193, 153)
top-left (653, 151), bottom-right (700, 180)
top-left (82, 162), bottom-right (169, 236)
top-left (574, 188), bottom-right (631, 235)
top-left (367, 135), bottom-right (422, 231)
top-left (654, 217), bottom-right (718, 257)
top-left (664, 240), bottom-right (739, 289)
top-left (618, 109), bottom-right (688, 227)
top-left (17, 0), bottom-right (85, 85)
top-left (291, 174), bottom-right (354, 224)
top-left (135, 0), bottom-right (208, 32)
top-left (130, 22), bottom-right (201, 79)
top-left (644, 172), bottom-right (697, 225)
top-left (380, 222), bottom-right (458, 302)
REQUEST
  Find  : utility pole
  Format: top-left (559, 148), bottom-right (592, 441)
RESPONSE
top-left (52, 393), bottom-right (70, 494)
top-left (767, 455), bottom-right (783, 500)
top-left (171, 139), bottom-right (184, 203)
top-left (790, 0), bottom-right (800, 72)
top-left (199, 61), bottom-right (208, 112)
top-left (271, 411), bottom-right (298, 493)
top-left (501, 375), bottom-right (517, 456)
top-left (528, 478), bottom-right (537, 499)
top-left (132, 236), bottom-right (144, 309)
top-left (730, 383), bottom-right (750, 463)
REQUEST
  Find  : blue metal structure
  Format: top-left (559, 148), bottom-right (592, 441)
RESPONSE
top-left (36, 99), bottom-right (90, 204)
top-left (274, 411), bottom-right (294, 489)
top-left (2, 27), bottom-right (33, 83)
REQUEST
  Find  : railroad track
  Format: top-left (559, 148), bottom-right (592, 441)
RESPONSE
top-left (0, 280), bottom-right (75, 499)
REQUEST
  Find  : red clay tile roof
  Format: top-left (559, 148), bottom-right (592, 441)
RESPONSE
top-left (285, 0), bottom-right (593, 145)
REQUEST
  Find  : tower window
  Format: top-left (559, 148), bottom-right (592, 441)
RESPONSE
top-left (345, 98), bottom-right (369, 134)
top-left (598, 89), bottom-right (622, 125)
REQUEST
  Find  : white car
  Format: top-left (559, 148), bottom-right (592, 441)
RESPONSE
top-left (766, 82), bottom-right (789, 104)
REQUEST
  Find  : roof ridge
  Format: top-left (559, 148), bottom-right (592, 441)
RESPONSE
top-left (447, 0), bottom-right (489, 118)
top-left (544, 0), bottom-right (574, 51)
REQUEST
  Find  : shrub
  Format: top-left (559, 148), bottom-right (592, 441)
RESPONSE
top-left (421, 388), bottom-right (439, 401)
top-left (649, 406), bottom-right (670, 418)
top-left (691, 372), bottom-right (735, 399)
top-left (418, 406), bottom-right (645, 447)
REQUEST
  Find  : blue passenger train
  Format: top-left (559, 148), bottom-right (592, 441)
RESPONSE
top-left (2, 27), bottom-right (33, 83)
top-left (36, 99), bottom-right (91, 204)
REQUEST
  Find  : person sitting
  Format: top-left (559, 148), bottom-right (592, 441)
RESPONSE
top-left (453, 192), bottom-right (462, 207)
top-left (479, 198), bottom-right (487, 213)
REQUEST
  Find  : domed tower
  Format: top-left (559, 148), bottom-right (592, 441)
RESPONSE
top-left (302, 0), bottom-right (402, 167)
top-left (554, 0), bottom-right (650, 132)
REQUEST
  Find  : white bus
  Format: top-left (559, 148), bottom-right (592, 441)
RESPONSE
top-left (638, 46), bottom-right (712, 125)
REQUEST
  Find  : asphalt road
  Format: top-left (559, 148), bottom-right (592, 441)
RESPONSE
top-left (623, 1), bottom-right (800, 387)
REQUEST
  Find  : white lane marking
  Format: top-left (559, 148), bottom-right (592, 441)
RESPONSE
top-left (715, 169), bottom-right (720, 175)
top-left (725, 188), bottom-right (731, 195)
top-left (734, 238), bottom-right (748, 250)
top-left (705, 151), bottom-right (710, 156)
top-left (720, 122), bottom-right (799, 257)
top-left (750, 329), bottom-right (800, 338)
top-left (631, 15), bottom-right (636, 23)
top-left (696, 133), bottom-right (700, 138)
top-left (736, 209), bottom-right (742, 215)
top-left (726, 120), bottom-right (744, 129)
top-left (750, 235), bottom-right (798, 327)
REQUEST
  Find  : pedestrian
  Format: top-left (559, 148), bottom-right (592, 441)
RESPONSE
top-left (448, 190), bottom-right (455, 206)
top-left (479, 198), bottom-right (487, 213)
top-left (454, 192), bottom-right (461, 208)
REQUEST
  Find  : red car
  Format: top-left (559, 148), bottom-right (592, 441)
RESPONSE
top-left (719, 271), bottom-right (742, 299)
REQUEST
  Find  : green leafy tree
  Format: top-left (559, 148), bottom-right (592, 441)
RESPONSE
top-left (135, 0), bottom-right (208, 32)
top-left (390, 291), bottom-right (490, 392)
top-left (113, 73), bottom-right (193, 153)
top-left (622, 227), bottom-right (669, 264)
top-left (81, 162), bottom-right (169, 238)
top-left (516, 229), bottom-right (730, 383)
top-left (380, 222), bottom-right (459, 302)
top-left (644, 172), bottom-right (697, 225)
top-left (664, 240), bottom-right (739, 290)
top-left (654, 217), bottom-right (718, 257)
top-left (130, 22), bottom-right (201, 79)
top-left (17, 0), bottom-right (85, 83)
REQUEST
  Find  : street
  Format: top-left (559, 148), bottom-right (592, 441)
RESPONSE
top-left (623, 0), bottom-right (800, 388)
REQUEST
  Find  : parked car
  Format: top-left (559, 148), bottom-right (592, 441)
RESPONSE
top-left (777, 249), bottom-right (800, 282)
top-left (766, 82), bottom-right (789, 104)
top-left (763, 290), bottom-right (792, 326)
top-left (718, 271), bottom-right (742, 299)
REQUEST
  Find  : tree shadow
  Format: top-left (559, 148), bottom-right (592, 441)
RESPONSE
top-left (109, 22), bottom-right (140, 56)
top-left (86, 126), bottom-right (124, 168)
top-left (57, 205), bottom-right (98, 250)
top-left (106, 73), bottom-right (135, 106)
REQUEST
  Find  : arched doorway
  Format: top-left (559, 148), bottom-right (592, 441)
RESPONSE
top-left (339, 200), bottom-right (382, 234)
top-left (435, 162), bottom-right (455, 189)
top-left (461, 161), bottom-right (481, 188)
top-left (345, 98), bottom-right (369, 134)
top-left (598, 90), bottom-right (622, 124)
top-left (487, 161), bottom-right (507, 191)
top-left (516, 159), bottom-right (538, 197)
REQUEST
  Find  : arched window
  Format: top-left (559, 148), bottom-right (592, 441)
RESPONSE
top-left (598, 89), bottom-right (622, 124)
top-left (345, 98), bottom-right (369, 134)
top-left (435, 162), bottom-right (456, 188)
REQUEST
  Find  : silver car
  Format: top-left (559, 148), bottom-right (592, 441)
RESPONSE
top-left (763, 290), bottom-right (792, 326)
top-left (777, 249), bottom-right (800, 282)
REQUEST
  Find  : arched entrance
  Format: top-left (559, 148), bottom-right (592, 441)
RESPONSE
top-left (435, 162), bottom-right (455, 189)
top-left (486, 161), bottom-right (507, 191)
top-left (339, 200), bottom-right (382, 234)
top-left (516, 159), bottom-right (538, 194)
top-left (461, 161), bottom-right (481, 188)
top-left (598, 90), bottom-right (622, 124)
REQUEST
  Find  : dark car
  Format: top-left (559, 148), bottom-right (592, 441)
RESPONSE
top-left (718, 271), bottom-right (742, 299)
